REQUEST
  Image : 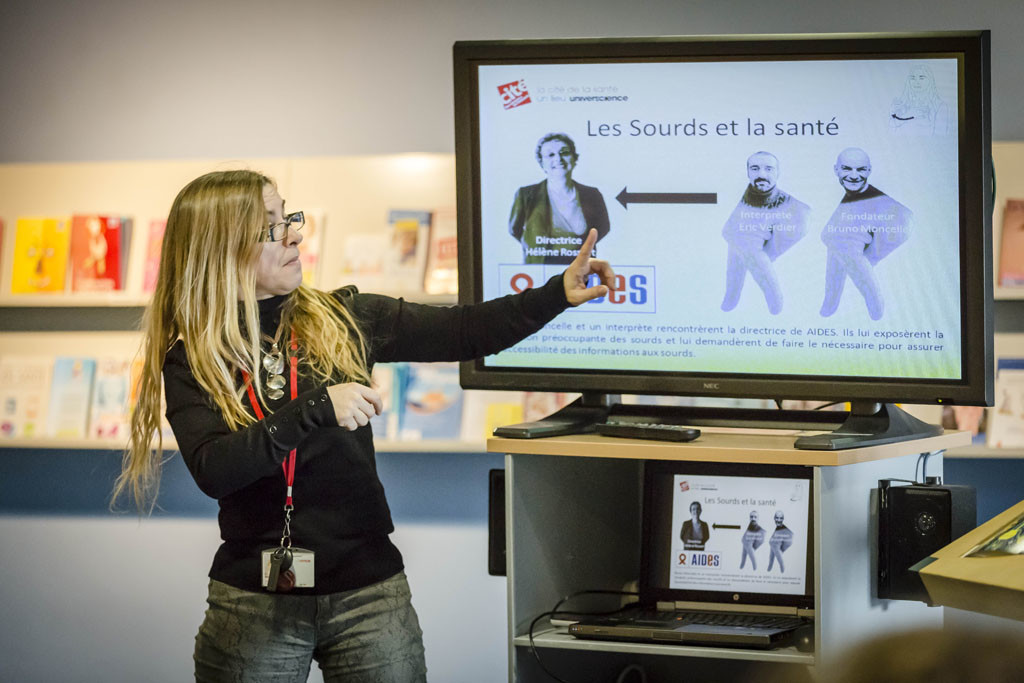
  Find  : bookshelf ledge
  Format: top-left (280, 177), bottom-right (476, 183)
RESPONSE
top-left (0, 293), bottom-right (151, 307)
top-left (0, 437), bottom-right (488, 453)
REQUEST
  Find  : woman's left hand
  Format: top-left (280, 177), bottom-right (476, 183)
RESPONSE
top-left (563, 228), bottom-right (616, 306)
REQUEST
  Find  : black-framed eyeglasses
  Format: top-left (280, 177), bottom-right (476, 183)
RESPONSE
top-left (266, 211), bottom-right (305, 242)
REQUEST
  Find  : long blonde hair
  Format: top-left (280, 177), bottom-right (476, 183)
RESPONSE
top-left (113, 170), bottom-right (369, 512)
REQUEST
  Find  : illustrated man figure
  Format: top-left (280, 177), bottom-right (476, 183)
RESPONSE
top-left (740, 510), bottom-right (765, 570)
top-left (768, 510), bottom-right (794, 573)
top-left (721, 151), bottom-right (810, 315)
top-left (820, 147), bottom-right (913, 320)
top-left (680, 501), bottom-right (710, 551)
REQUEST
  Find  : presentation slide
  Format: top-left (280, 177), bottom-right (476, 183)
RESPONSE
top-left (669, 474), bottom-right (810, 595)
top-left (476, 58), bottom-right (962, 380)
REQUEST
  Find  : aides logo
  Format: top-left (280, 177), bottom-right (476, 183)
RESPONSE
top-left (679, 552), bottom-right (722, 567)
top-left (498, 80), bottom-right (531, 110)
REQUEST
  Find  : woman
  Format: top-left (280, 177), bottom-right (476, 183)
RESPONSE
top-left (113, 170), bottom-right (614, 682)
top-left (889, 64), bottom-right (950, 135)
top-left (508, 132), bottom-right (611, 264)
top-left (680, 501), bottom-right (710, 551)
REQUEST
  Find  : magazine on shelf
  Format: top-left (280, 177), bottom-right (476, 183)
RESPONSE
top-left (142, 219), bottom-right (166, 294)
top-left (941, 406), bottom-right (988, 445)
top-left (987, 359), bottom-right (1024, 449)
top-left (460, 390), bottom-right (524, 442)
top-left (338, 232), bottom-right (391, 293)
top-left (119, 217), bottom-right (133, 289)
top-left (298, 209), bottom-right (325, 288)
top-left (423, 207), bottom-right (458, 295)
top-left (90, 357), bottom-right (133, 439)
top-left (398, 362), bottom-right (463, 440)
top-left (70, 214), bottom-right (125, 291)
top-left (386, 210), bottom-right (431, 292)
top-left (46, 357), bottom-right (97, 438)
top-left (998, 199), bottom-right (1024, 287)
top-left (10, 217), bottom-right (71, 293)
top-left (370, 362), bottom-right (401, 441)
top-left (0, 356), bottom-right (53, 439)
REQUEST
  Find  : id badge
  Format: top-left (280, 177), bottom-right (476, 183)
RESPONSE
top-left (261, 547), bottom-right (315, 590)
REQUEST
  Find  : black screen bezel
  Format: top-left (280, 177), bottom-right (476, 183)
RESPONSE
top-left (453, 31), bottom-right (993, 406)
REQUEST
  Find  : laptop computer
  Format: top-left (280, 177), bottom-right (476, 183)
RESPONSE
top-left (569, 460), bottom-right (815, 650)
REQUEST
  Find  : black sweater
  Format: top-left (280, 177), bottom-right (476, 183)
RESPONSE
top-left (163, 274), bottom-right (570, 594)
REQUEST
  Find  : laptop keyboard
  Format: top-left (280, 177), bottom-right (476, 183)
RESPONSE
top-left (637, 610), bottom-right (804, 630)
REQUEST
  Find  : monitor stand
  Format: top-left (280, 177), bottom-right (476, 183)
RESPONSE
top-left (493, 395), bottom-right (943, 450)
top-left (492, 393), bottom-right (619, 439)
top-left (791, 401), bottom-right (944, 450)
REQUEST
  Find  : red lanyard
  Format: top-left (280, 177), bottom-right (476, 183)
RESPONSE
top-left (243, 330), bottom-right (299, 507)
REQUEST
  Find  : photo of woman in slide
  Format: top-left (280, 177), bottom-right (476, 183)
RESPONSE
top-left (680, 501), bottom-right (711, 551)
top-left (508, 132), bottom-right (611, 264)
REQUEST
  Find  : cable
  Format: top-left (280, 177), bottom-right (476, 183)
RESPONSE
top-left (913, 450), bottom-right (941, 484)
top-left (921, 450), bottom-right (940, 483)
top-left (528, 589), bottom-right (639, 683)
top-left (615, 663), bottom-right (648, 683)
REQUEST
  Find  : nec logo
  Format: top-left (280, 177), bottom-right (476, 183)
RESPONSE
top-left (703, 382), bottom-right (721, 390)
top-left (498, 80), bottom-right (531, 110)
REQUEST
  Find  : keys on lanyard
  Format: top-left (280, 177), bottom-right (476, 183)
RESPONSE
top-left (246, 330), bottom-right (313, 593)
top-left (266, 547), bottom-right (294, 593)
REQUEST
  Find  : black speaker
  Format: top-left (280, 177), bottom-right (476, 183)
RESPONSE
top-left (877, 480), bottom-right (976, 602)
top-left (487, 469), bottom-right (506, 576)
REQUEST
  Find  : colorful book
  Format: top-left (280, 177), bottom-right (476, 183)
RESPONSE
top-left (941, 406), bottom-right (987, 445)
top-left (46, 357), bottom-right (97, 438)
top-left (142, 219), bottom-right (166, 294)
top-left (423, 207), bottom-right (458, 295)
top-left (987, 363), bottom-right (1024, 449)
top-left (522, 391), bottom-right (576, 422)
top-left (10, 217), bottom-right (71, 293)
top-left (998, 199), bottom-right (1024, 287)
top-left (0, 356), bottom-right (53, 438)
top-left (398, 362), bottom-right (463, 440)
top-left (119, 216), bottom-right (133, 289)
top-left (298, 209), bottom-right (325, 288)
top-left (339, 232), bottom-right (391, 292)
top-left (386, 210), bottom-right (431, 292)
top-left (70, 214), bottom-right (124, 291)
top-left (370, 362), bottom-right (401, 441)
top-left (460, 390), bottom-right (524, 441)
top-left (90, 357), bottom-right (132, 439)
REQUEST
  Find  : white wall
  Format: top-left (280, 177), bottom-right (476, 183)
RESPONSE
top-left (0, 0), bottom-right (1022, 163)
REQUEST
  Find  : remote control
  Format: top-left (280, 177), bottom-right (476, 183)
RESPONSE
top-left (596, 422), bottom-right (701, 442)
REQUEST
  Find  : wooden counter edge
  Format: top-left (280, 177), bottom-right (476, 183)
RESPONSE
top-left (487, 429), bottom-right (972, 466)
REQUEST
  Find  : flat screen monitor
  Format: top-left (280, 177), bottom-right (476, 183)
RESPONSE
top-left (453, 31), bottom-right (993, 443)
top-left (643, 460), bottom-right (814, 609)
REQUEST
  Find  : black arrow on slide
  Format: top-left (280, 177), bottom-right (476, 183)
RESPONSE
top-left (712, 523), bottom-right (741, 530)
top-left (615, 187), bottom-right (718, 210)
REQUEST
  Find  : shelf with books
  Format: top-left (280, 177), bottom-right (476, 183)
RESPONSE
top-left (945, 445), bottom-right (1024, 459)
top-left (0, 290), bottom-right (454, 308)
top-left (994, 286), bottom-right (1024, 301)
top-left (0, 436), bottom-right (488, 453)
top-left (0, 292), bottom-right (151, 307)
